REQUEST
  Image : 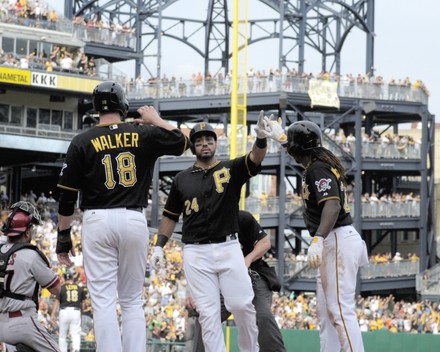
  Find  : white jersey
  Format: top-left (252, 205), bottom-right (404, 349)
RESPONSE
top-left (0, 244), bottom-right (59, 313)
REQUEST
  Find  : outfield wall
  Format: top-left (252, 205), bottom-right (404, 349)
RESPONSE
top-left (226, 328), bottom-right (440, 352)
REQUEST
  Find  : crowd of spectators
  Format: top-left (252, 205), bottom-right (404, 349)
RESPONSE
top-left (328, 130), bottom-right (421, 160)
top-left (124, 68), bottom-right (429, 105)
top-left (0, 0), bottom-right (135, 48)
top-left (0, 45), bottom-right (97, 77)
top-left (0, 0), bottom-right (59, 30)
top-left (273, 292), bottom-right (440, 334)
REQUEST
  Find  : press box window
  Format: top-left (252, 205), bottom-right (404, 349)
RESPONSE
top-left (10, 106), bottom-right (22, 125)
top-left (0, 104), bottom-right (8, 123)
top-left (26, 108), bottom-right (37, 128)
top-left (38, 109), bottom-right (50, 125)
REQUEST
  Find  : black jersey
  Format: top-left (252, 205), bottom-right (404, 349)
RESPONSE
top-left (238, 210), bottom-right (267, 268)
top-left (163, 153), bottom-right (261, 243)
top-left (57, 122), bottom-right (188, 209)
top-left (237, 210), bottom-right (281, 291)
top-left (59, 283), bottom-right (88, 310)
top-left (301, 160), bottom-right (352, 235)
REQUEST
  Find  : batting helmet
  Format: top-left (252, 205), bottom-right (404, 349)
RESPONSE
top-left (92, 81), bottom-right (129, 117)
top-left (64, 269), bottom-right (75, 281)
top-left (189, 122), bottom-right (217, 144)
top-left (286, 120), bottom-right (322, 158)
top-left (189, 122), bottom-right (217, 153)
top-left (2, 201), bottom-right (41, 236)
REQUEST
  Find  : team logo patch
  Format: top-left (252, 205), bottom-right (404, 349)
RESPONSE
top-left (315, 178), bottom-right (332, 192)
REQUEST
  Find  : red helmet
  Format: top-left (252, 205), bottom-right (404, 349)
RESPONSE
top-left (2, 201), bottom-right (41, 236)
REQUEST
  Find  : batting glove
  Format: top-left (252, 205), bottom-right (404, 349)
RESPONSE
top-left (264, 114), bottom-right (288, 145)
top-left (56, 228), bottom-right (72, 254)
top-left (307, 236), bottom-right (324, 269)
top-left (254, 110), bottom-right (270, 139)
top-left (151, 246), bottom-right (165, 271)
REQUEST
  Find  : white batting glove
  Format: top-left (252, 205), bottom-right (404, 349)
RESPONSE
top-left (254, 110), bottom-right (270, 139)
top-left (307, 236), bottom-right (324, 269)
top-left (263, 114), bottom-right (288, 145)
top-left (151, 246), bottom-right (164, 271)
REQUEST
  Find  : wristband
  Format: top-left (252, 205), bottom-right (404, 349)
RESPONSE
top-left (56, 227), bottom-right (73, 254)
top-left (255, 138), bottom-right (267, 149)
top-left (315, 232), bottom-right (325, 238)
top-left (156, 234), bottom-right (169, 248)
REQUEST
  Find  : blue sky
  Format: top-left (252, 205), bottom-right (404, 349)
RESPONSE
top-left (47, 0), bottom-right (438, 121)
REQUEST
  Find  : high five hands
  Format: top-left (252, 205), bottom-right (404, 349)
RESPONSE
top-left (254, 110), bottom-right (287, 145)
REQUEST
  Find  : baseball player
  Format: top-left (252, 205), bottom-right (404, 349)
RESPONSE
top-left (189, 210), bottom-right (286, 352)
top-left (0, 201), bottom-right (61, 352)
top-left (55, 81), bottom-right (189, 352)
top-left (286, 120), bottom-right (368, 352)
top-left (150, 112), bottom-right (286, 352)
top-left (51, 270), bottom-right (88, 352)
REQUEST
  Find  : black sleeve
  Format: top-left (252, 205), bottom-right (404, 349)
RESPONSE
top-left (141, 126), bottom-right (189, 158)
top-left (162, 177), bottom-right (182, 222)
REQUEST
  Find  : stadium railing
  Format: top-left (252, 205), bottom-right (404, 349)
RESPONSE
top-left (285, 260), bottom-right (419, 280)
top-left (126, 77), bottom-right (429, 104)
top-left (416, 263), bottom-right (440, 296)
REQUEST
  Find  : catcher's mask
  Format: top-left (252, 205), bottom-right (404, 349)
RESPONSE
top-left (2, 201), bottom-right (42, 236)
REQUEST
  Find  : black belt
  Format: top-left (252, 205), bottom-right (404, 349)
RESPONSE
top-left (127, 207), bottom-right (143, 213)
top-left (186, 233), bottom-right (237, 245)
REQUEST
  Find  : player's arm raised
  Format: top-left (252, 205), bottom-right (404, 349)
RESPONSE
top-left (134, 105), bottom-right (177, 131)
top-left (250, 110), bottom-right (269, 165)
top-left (251, 110), bottom-right (288, 165)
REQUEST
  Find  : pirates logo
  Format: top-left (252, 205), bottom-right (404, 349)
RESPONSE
top-left (315, 178), bottom-right (332, 193)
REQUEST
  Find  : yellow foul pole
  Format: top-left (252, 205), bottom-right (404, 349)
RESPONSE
top-left (230, 0), bottom-right (249, 210)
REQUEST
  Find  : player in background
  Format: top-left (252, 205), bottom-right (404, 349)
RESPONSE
top-left (55, 81), bottom-right (189, 352)
top-left (51, 270), bottom-right (88, 352)
top-left (150, 111), bottom-right (286, 352)
top-left (286, 120), bottom-right (368, 352)
top-left (188, 210), bottom-right (286, 352)
top-left (0, 201), bottom-right (61, 352)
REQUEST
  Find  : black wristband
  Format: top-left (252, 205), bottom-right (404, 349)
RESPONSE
top-left (255, 138), bottom-right (267, 149)
top-left (56, 228), bottom-right (73, 254)
top-left (156, 234), bottom-right (169, 248)
top-left (315, 232), bottom-right (325, 238)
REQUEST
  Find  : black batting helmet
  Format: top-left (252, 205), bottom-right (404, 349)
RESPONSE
top-left (189, 122), bottom-right (217, 143)
top-left (286, 120), bottom-right (322, 158)
top-left (189, 122), bottom-right (217, 153)
top-left (64, 269), bottom-right (75, 281)
top-left (2, 201), bottom-right (42, 236)
top-left (92, 81), bottom-right (129, 117)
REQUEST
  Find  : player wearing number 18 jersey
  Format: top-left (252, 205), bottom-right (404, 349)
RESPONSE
top-left (51, 271), bottom-right (88, 352)
top-left (56, 81), bottom-right (189, 352)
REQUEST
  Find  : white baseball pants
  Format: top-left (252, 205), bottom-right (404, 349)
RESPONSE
top-left (184, 237), bottom-right (259, 352)
top-left (59, 307), bottom-right (81, 352)
top-left (82, 208), bottom-right (149, 352)
top-left (316, 225), bottom-right (369, 352)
